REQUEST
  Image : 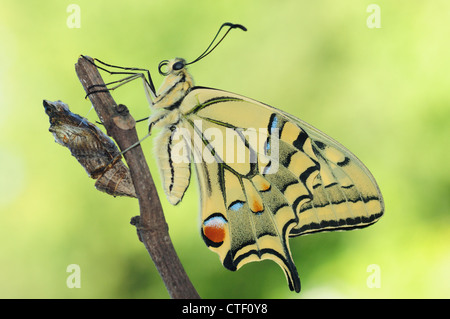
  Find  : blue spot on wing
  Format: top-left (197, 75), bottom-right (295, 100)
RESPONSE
top-left (269, 114), bottom-right (279, 134)
top-left (265, 114), bottom-right (280, 155)
top-left (204, 215), bottom-right (227, 226)
top-left (265, 138), bottom-right (271, 154)
top-left (229, 200), bottom-right (245, 211)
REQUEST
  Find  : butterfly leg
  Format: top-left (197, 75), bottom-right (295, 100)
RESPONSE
top-left (92, 119), bottom-right (153, 173)
top-left (114, 111), bottom-right (166, 157)
top-left (85, 74), bottom-right (144, 98)
top-left (81, 55), bottom-right (157, 100)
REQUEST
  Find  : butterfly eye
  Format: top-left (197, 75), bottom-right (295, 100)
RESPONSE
top-left (172, 60), bottom-right (185, 71)
top-left (158, 60), bottom-right (170, 76)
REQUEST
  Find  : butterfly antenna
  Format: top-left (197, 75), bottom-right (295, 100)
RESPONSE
top-left (186, 22), bottom-right (247, 66)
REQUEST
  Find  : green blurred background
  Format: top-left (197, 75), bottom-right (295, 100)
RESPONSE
top-left (0, 0), bottom-right (449, 298)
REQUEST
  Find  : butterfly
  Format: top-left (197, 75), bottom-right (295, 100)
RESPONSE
top-left (89, 22), bottom-right (384, 293)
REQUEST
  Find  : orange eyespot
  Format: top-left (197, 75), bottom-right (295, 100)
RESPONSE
top-left (203, 215), bottom-right (227, 243)
top-left (259, 180), bottom-right (270, 191)
top-left (250, 199), bottom-right (264, 213)
top-left (252, 175), bottom-right (271, 192)
top-left (204, 224), bottom-right (225, 243)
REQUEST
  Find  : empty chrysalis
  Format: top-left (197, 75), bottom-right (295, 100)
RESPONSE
top-left (44, 99), bottom-right (136, 198)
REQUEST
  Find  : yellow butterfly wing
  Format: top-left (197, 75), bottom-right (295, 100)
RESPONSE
top-left (174, 87), bottom-right (384, 293)
top-left (278, 109), bottom-right (385, 236)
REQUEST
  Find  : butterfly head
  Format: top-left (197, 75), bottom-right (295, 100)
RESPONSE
top-left (158, 58), bottom-right (187, 76)
top-left (152, 23), bottom-right (246, 108)
top-left (153, 58), bottom-right (194, 107)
